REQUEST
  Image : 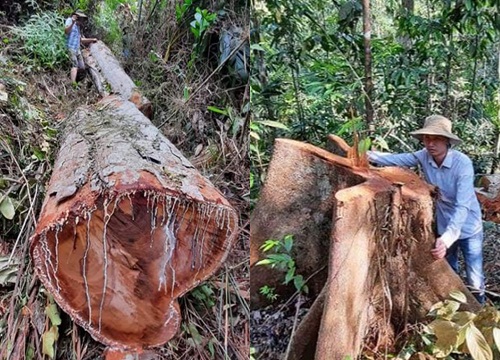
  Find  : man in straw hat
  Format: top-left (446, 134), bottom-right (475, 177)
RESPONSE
top-left (64, 10), bottom-right (97, 84)
top-left (367, 115), bottom-right (485, 304)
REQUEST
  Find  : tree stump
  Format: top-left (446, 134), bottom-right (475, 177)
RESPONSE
top-left (250, 135), bottom-right (370, 308)
top-left (476, 174), bottom-right (500, 223)
top-left (86, 41), bottom-right (152, 118)
top-left (30, 96), bottom-right (238, 353)
top-left (250, 138), bottom-right (480, 359)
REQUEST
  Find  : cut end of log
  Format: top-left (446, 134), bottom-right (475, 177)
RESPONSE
top-left (30, 96), bottom-right (238, 350)
top-left (31, 189), bottom-right (237, 349)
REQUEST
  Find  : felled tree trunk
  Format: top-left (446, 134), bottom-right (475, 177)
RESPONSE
top-left (82, 48), bottom-right (109, 97)
top-left (251, 138), bottom-right (480, 359)
top-left (86, 41), bottom-right (152, 118)
top-left (30, 95), bottom-right (238, 354)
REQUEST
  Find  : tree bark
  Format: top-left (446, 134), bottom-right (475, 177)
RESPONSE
top-left (250, 139), bottom-right (366, 308)
top-left (30, 95), bottom-right (238, 351)
top-left (476, 174), bottom-right (500, 222)
top-left (87, 41), bottom-right (152, 118)
top-left (82, 48), bottom-right (109, 97)
top-left (251, 138), bottom-right (480, 359)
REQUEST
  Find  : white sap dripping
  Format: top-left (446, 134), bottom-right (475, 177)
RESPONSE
top-left (44, 227), bottom-right (61, 293)
top-left (128, 193), bottom-right (134, 221)
top-left (83, 212), bottom-right (92, 325)
top-left (198, 204), bottom-right (215, 267)
top-left (149, 194), bottom-right (158, 248)
top-left (54, 224), bottom-right (60, 286)
top-left (41, 232), bottom-right (53, 287)
top-left (98, 197), bottom-right (117, 332)
top-left (158, 197), bottom-right (178, 293)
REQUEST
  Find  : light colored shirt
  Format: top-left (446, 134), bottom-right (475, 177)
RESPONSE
top-left (367, 149), bottom-right (482, 248)
top-left (65, 17), bottom-right (80, 51)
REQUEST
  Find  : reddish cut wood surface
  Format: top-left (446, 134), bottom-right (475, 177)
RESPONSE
top-left (251, 138), bottom-right (480, 360)
top-left (30, 96), bottom-right (238, 350)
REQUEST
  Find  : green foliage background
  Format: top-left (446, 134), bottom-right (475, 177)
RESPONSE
top-left (251, 0), bottom-right (500, 202)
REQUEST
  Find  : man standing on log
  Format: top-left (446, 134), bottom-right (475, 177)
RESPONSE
top-left (367, 115), bottom-right (485, 304)
top-left (64, 10), bottom-right (97, 85)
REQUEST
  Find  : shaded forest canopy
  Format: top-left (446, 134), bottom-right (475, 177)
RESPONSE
top-left (251, 0), bottom-right (499, 198)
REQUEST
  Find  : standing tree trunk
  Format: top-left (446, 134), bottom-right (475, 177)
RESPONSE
top-left (362, 0), bottom-right (374, 132)
top-left (251, 138), bottom-right (480, 359)
top-left (30, 96), bottom-right (238, 354)
top-left (491, 45), bottom-right (500, 174)
top-left (399, 0), bottom-right (414, 49)
top-left (291, 60), bottom-right (306, 135)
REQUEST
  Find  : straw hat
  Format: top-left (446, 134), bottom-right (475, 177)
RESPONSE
top-left (410, 115), bottom-right (462, 145)
top-left (72, 10), bottom-right (88, 18)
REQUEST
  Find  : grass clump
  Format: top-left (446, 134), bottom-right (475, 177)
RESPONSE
top-left (12, 11), bottom-right (68, 70)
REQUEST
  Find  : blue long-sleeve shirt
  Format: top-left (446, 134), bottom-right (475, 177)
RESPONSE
top-left (65, 17), bottom-right (81, 51)
top-left (367, 149), bottom-right (482, 247)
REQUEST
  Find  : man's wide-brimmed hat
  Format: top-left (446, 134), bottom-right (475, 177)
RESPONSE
top-left (410, 115), bottom-right (462, 145)
top-left (72, 10), bottom-right (88, 18)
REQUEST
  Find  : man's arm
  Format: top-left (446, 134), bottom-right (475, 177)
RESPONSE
top-left (65, 16), bottom-right (77, 35)
top-left (367, 150), bottom-right (422, 168)
top-left (81, 38), bottom-right (98, 45)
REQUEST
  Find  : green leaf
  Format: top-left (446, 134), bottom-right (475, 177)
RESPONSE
top-left (429, 319), bottom-right (459, 357)
top-left (260, 239), bottom-right (279, 252)
top-left (283, 235), bottom-right (293, 253)
top-left (188, 323), bottom-right (203, 345)
top-left (250, 43), bottom-right (265, 51)
top-left (284, 267), bottom-right (295, 284)
top-left (0, 256), bottom-right (19, 286)
top-left (255, 259), bottom-right (273, 266)
top-left (257, 120), bottom-right (289, 130)
top-left (358, 138), bottom-right (371, 154)
top-left (0, 197), bottom-right (15, 219)
top-left (41, 325), bottom-right (59, 359)
top-left (373, 136), bottom-right (390, 151)
top-left (465, 324), bottom-right (493, 360)
top-left (26, 345), bottom-right (35, 360)
top-left (46, 303), bottom-right (61, 326)
top-left (207, 338), bottom-right (215, 358)
top-left (207, 106), bottom-right (228, 115)
top-left (449, 290), bottom-right (467, 304)
top-left (267, 253), bottom-right (291, 263)
top-left (452, 311), bottom-right (476, 326)
top-left (293, 275), bottom-right (305, 292)
top-left (428, 301), bottom-right (444, 316)
top-left (250, 131), bottom-right (260, 140)
top-left (436, 300), bottom-right (461, 320)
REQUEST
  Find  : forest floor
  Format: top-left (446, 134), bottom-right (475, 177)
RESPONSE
top-left (250, 224), bottom-right (500, 360)
top-left (0, 25), bottom-right (249, 359)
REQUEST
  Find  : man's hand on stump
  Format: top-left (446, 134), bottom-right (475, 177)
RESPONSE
top-left (431, 237), bottom-right (447, 260)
